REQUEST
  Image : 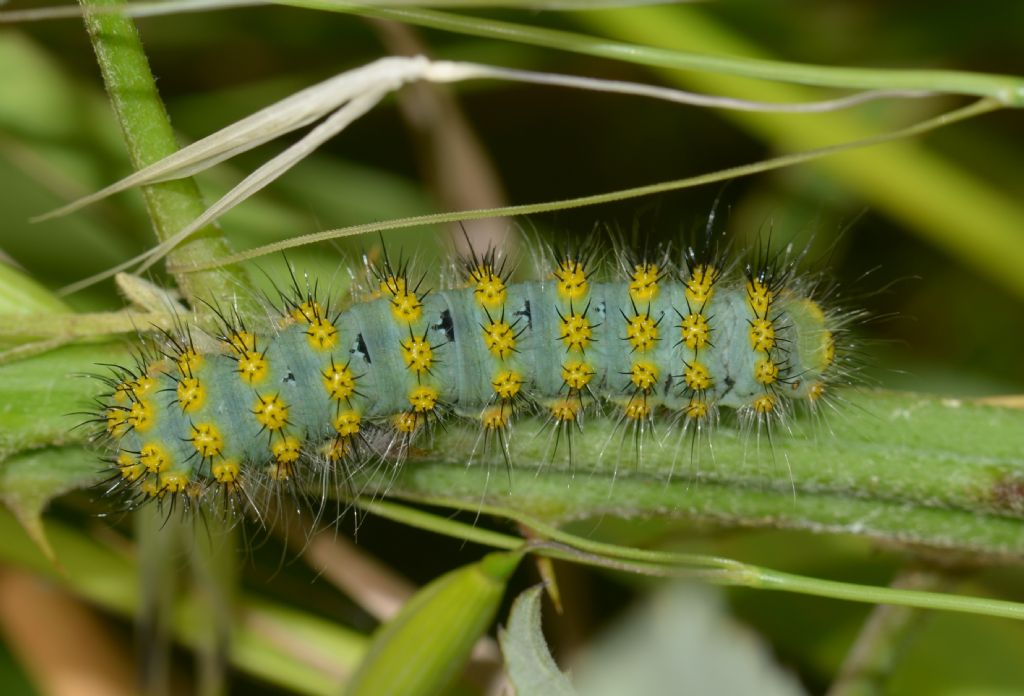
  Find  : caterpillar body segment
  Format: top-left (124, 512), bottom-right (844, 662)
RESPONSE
top-left (94, 244), bottom-right (847, 513)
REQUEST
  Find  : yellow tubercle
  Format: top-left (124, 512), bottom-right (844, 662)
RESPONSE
top-left (492, 369), bottom-right (523, 400)
top-left (684, 362), bottom-right (712, 391)
top-left (306, 317), bottom-right (339, 351)
top-left (409, 385), bottom-right (439, 413)
top-left (754, 358), bottom-right (779, 386)
top-left (752, 393), bottom-right (776, 414)
top-left (106, 408), bottom-right (129, 437)
top-left (272, 436), bottom-right (302, 465)
top-left (323, 361), bottom-right (357, 401)
top-left (212, 459), bottom-right (241, 484)
top-left (679, 312), bottom-right (710, 350)
top-left (559, 312), bottom-right (592, 352)
top-left (401, 335), bottom-right (434, 375)
top-left (549, 398), bottom-right (579, 422)
top-left (481, 404), bottom-right (511, 430)
top-left (390, 289), bottom-right (423, 323)
top-left (269, 460), bottom-right (295, 481)
top-left (333, 410), bottom-right (361, 437)
top-left (112, 381), bottom-right (132, 404)
top-left (128, 400), bottom-right (155, 432)
top-left (325, 436), bottom-right (351, 462)
top-left (253, 394), bottom-right (289, 431)
top-left (623, 397), bottom-right (651, 420)
top-left (131, 375), bottom-right (157, 399)
top-left (624, 313), bottom-right (658, 352)
top-left (117, 451), bottom-right (145, 481)
top-left (382, 276), bottom-right (423, 322)
top-left (749, 318), bottom-right (776, 353)
top-left (553, 259), bottom-right (588, 301)
top-left (630, 361), bottom-right (659, 392)
top-left (237, 350), bottom-right (268, 385)
top-left (482, 319), bottom-right (516, 359)
top-left (685, 265), bottom-right (717, 306)
top-left (113, 374), bottom-right (158, 404)
top-left (176, 377), bottom-right (205, 413)
top-left (394, 411), bottom-right (420, 434)
top-left (159, 472), bottom-right (189, 494)
top-left (628, 263), bottom-right (659, 303)
top-left (190, 423), bottom-right (224, 459)
top-left (684, 399), bottom-right (708, 420)
top-left (140, 443), bottom-right (170, 474)
top-left (561, 360), bottom-right (594, 391)
top-left (176, 347), bottom-right (202, 376)
top-left (290, 300), bottom-right (323, 324)
top-left (226, 330), bottom-right (257, 356)
top-left (470, 266), bottom-right (507, 307)
top-left (746, 278), bottom-right (774, 318)
top-left (808, 382), bottom-right (826, 401)
top-left (379, 275), bottom-right (406, 297)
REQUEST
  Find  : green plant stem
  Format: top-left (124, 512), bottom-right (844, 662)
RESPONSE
top-left (77, 0), bottom-right (249, 304)
top-left (354, 388), bottom-right (1024, 560)
top-left (828, 568), bottom-right (953, 696)
top-left (0, 311), bottom-right (175, 338)
top-left (280, 4), bottom-right (1024, 105)
top-left (359, 499), bottom-right (1024, 624)
top-left (172, 98), bottom-right (998, 270)
top-left (7, 342), bottom-right (1024, 558)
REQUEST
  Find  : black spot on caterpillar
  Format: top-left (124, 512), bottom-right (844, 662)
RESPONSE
top-left (89, 236), bottom-right (854, 515)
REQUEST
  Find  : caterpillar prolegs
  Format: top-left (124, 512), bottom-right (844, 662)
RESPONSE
top-left (92, 239), bottom-right (848, 512)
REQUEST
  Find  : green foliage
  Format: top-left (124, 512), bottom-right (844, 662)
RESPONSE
top-left (346, 551), bottom-right (521, 696)
top-left (2, 1), bottom-right (1024, 694)
top-left (499, 586), bottom-right (576, 696)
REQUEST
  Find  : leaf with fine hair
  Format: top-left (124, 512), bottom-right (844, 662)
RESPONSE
top-left (500, 585), bottom-right (577, 696)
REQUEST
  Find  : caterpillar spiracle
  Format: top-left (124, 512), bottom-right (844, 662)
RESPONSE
top-left (90, 237), bottom-right (849, 514)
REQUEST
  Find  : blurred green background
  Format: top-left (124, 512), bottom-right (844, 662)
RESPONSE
top-left (2, 1), bottom-right (1024, 694)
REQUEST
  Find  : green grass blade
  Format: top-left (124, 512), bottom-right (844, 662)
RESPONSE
top-left (573, 7), bottom-right (1024, 299)
top-left (344, 551), bottom-right (521, 696)
top-left (280, 4), bottom-right (1024, 104)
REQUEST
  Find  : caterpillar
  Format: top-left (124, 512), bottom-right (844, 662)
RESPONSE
top-left (90, 236), bottom-right (848, 514)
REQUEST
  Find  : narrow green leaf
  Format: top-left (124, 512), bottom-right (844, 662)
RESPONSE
top-left (345, 550), bottom-right (522, 696)
top-left (286, 4), bottom-right (1024, 104)
top-left (499, 585), bottom-right (577, 696)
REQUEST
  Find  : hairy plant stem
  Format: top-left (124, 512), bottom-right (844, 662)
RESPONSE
top-left (77, 0), bottom-right (250, 306)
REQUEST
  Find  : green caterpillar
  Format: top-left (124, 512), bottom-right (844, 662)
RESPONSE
top-left (93, 241), bottom-right (843, 511)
